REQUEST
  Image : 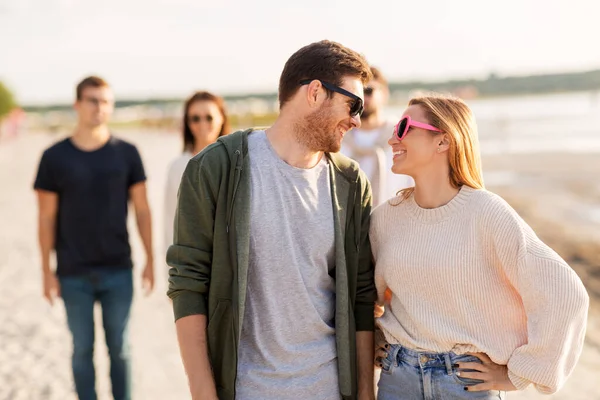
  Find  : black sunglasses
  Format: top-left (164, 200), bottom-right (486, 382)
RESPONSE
top-left (188, 115), bottom-right (214, 123)
top-left (299, 79), bottom-right (364, 117)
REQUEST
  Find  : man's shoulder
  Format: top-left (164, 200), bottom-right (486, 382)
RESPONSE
top-left (190, 139), bottom-right (231, 166)
top-left (328, 152), bottom-right (372, 196)
top-left (106, 135), bottom-right (139, 153)
top-left (191, 127), bottom-right (254, 166)
top-left (42, 137), bottom-right (71, 157)
top-left (220, 128), bottom-right (253, 145)
top-left (185, 137), bottom-right (237, 181)
top-left (328, 151), bottom-right (360, 180)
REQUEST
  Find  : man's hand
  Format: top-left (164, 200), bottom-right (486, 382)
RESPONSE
top-left (142, 259), bottom-right (155, 296)
top-left (176, 315), bottom-right (218, 399)
top-left (37, 189), bottom-right (58, 305)
top-left (458, 353), bottom-right (518, 392)
top-left (43, 271), bottom-right (60, 305)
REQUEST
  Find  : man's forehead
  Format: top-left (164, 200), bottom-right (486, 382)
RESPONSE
top-left (366, 80), bottom-right (385, 89)
top-left (339, 77), bottom-right (364, 96)
top-left (81, 87), bottom-right (113, 99)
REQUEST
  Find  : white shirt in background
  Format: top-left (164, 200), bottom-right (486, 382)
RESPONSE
top-left (342, 120), bottom-right (413, 206)
top-left (163, 151), bottom-right (193, 255)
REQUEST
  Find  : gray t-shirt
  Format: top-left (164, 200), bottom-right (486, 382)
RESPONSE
top-left (235, 131), bottom-right (339, 400)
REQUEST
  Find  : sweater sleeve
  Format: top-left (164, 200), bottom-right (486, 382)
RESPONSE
top-left (490, 200), bottom-right (589, 394)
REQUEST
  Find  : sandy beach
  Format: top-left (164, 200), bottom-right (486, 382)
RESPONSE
top-left (482, 153), bottom-right (600, 400)
top-left (0, 129), bottom-right (598, 399)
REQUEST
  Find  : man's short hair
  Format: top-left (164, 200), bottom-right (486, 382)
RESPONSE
top-left (278, 40), bottom-right (372, 108)
top-left (76, 76), bottom-right (110, 100)
top-left (369, 66), bottom-right (388, 87)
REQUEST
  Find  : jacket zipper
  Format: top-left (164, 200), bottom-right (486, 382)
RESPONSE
top-left (227, 148), bottom-right (242, 399)
top-left (226, 150), bottom-right (242, 233)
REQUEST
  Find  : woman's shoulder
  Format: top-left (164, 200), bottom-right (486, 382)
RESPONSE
top-left (469, 189), bottom-right (518, 216)
top-left (371, 194), bottom-right (411, 223)
top-left (468, 189), bottom-right (528, 237)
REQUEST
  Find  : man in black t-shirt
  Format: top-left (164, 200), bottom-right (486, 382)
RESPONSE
top-left (34, 76), bottom-right (154, 400)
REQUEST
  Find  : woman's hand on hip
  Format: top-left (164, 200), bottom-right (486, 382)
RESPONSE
top-left (374, 328), bottom-right (389, 368)
top-left (457, 353), bottom-right (518, 392)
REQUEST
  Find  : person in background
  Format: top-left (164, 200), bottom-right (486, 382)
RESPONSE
top-left (342, 66), bottom-right (413, 206)
top-left (34, 76), bottom-right (155, 400)
top-left (163, 91), bottom-right (230, 257)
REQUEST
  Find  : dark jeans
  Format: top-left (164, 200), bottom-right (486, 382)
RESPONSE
top-left (59, 268), bottom-right (133, 400)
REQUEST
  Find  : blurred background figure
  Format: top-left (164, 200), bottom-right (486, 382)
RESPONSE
top-left (0, 107), bottom-right (25, 142)
top-left (0, 80), bottom-right (23, 143)
top-left (163, 91), bottom-right (230, 260)
top-left (33, 76), bottom-right (154, 400)
top-left (342, 67), bottom-right (413, 206)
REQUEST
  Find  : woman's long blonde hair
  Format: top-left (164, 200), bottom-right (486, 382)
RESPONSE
top-left (397, 93), bottom-right (485, 201)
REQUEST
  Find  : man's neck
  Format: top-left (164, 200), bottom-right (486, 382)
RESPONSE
top-left (359, 111), bottom-right (385, 131)
top-left (265, 118), bottom-right (323, 169)
top-left (71, 125), bottom-right (111, 151)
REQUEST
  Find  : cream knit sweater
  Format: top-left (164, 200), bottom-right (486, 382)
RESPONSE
top-left (370, 186), bottom-right (589, 394)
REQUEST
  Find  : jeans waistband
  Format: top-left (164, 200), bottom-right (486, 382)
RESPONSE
top-left (387, 344), bottom-right (474, 375)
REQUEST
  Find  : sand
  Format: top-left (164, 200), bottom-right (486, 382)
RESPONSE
top-left (0, 129), bottom-right (598, 399)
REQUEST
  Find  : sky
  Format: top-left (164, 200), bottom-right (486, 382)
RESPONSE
top-left (1, 0), bottom-right (599, 105)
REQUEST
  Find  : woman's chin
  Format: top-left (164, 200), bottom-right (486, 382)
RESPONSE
top-left (391, 165), bottom-right (409, 176)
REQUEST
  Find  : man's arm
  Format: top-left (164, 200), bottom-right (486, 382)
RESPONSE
top-left (176, 315), bottom-right (217, 399)
top-left (130, 181), bottom-right (154, 294)
top-left (354, 171), bottom-right (377, 399)
top-left (357, 331), bottom-right (375, 400)
top-left (167, 150), bottom-right (224, 399)
top-left (36, 189), bottom-right (60, 305)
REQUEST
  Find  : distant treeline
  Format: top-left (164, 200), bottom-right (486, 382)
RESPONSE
top-left (23, 68), bottom-right (600, 113)
top-left (391, 69), bottom-right (600, 97)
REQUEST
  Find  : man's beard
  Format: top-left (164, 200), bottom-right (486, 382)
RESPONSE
top-left (294, 104), bottom-right (341, 153)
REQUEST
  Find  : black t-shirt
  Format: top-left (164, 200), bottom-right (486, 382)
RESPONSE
top-left (34, 136), bottom-right (146, 276)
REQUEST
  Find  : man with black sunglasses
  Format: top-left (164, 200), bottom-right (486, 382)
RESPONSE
top-left (168, 40), bottom-right (377, 400)
top-left (342, 67), bottom-right (414, 206)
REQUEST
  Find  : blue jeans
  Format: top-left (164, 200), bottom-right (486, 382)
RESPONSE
top-left (59, 268), bottom-right (133, 400)
top-left (377, 344), bottom-right (505, 400)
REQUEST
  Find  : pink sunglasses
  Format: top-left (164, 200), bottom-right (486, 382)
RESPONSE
top-left (393, 115), bottom-right (443, 140)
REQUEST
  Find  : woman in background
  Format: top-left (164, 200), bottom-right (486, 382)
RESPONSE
top-left (164, 91), bottom-right (230, 256)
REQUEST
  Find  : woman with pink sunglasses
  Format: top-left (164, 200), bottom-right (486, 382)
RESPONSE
top-left (370, 93), bottom-right (588, 399)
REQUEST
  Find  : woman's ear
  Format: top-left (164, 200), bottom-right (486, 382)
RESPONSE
top-left (437, 134), bottom-right (451, 153)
